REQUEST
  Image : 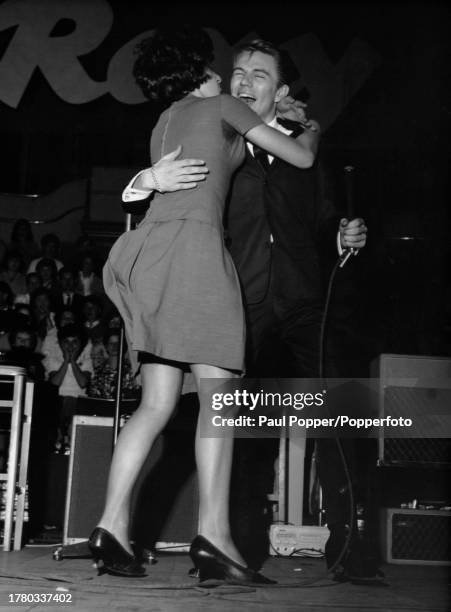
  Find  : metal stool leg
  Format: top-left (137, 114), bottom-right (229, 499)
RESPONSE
top-left (1, 367), bottom-right (25, 551)
top-left (14, 380), bottom-right (34, 550)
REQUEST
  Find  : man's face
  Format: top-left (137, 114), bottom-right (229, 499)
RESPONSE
top-left (60, 336), bottom-right (81, 358)
top-left (61, 272), bottom-right (74, 291)
top-left (38, 265), bottom-right (53, 282)
top-left (13, 332), bottom-right (33, 349)
top-left (43, 241), bottom-right (58, 258)
top-left (34, 294), bottom-right (50, 315)
top-left (7, 256), bottom-right (21, 272)
top-left (83, 301), bottom-right (99, 321)
top-left (60, 311), bottom-right (75, 327)
top-left (27, 274), bottom-right (41, 293)
top-left (106, 334), bottom-right (120, 357)
top-left (230, 51), bottom-right (288, 123)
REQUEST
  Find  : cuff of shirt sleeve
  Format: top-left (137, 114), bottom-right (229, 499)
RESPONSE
top-left (122, 170), bottom-right (153, 202)
top-left (337, 231), bottom-right (343, 256)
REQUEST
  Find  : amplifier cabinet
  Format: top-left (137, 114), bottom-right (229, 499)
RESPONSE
top-left (380, 508), bottom-right (451, 565)
top-left (63, 416), bottom-right (198, 546)
top-left (371, 354), bottom-right (451, 466)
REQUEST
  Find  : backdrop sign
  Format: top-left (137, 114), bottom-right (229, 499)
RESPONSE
top-left (0, 0), bottom-right (379, 128)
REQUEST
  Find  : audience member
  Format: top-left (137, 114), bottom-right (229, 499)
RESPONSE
top-left (14, 303), bottom-right (33, 326)
top-left (9, 219), bottom-right (39, 267)
top-left (35, 258), bottom-right (60, 294)
top-left (75, 254), bottom-right (104, 297)
top-left (55, 267), bottom-right (85, 314)
top-left (107, 311), bottom-right (122, 330)
top-left (0, 281), bottom-right (21, 352)
top-left (88, 329), bottom-right (139, 400)
top-left (82, 295), bottom-right (108, 368)
top-left (41, 306), bottom-right (87, 362)
top-left (0, 251), bottom-right (27, 297)
top-left (6, 325), bottom-right (45, 382)
top-left (30, 288), bottom-right (57, 352)
top-left (27, 233), bottom-right (64, 274)
top-left (14, 272), bottom-right (42, 305)
top-left (43, 323), bottom-right (93, 451)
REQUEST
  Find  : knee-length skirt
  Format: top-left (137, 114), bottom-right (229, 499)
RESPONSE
top-left (103, 219), bottom-right (245, 376)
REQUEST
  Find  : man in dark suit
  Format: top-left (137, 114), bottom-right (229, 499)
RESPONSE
top-left (227, 39), bottom-right (366, 373)
top-left (54, 267), bottom-right (85, 317)
top-left (226, 39), bottom-right (381, 582)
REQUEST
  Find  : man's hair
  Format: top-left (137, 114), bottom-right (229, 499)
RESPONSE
top-left (134, 25), bottom-right (214, 104)
top-left (233, 39), bottom-right (299, 87)
top-left (57, 322), bottom-right (86, 345)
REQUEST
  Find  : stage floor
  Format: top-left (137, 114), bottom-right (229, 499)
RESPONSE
top-left (0, 546), bottom-right (449, 611)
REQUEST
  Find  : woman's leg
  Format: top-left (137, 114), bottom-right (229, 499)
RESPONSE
top-left (190, 364), bottom-right (246, 566)
top-left (97, 363), bottom-right (183, 555)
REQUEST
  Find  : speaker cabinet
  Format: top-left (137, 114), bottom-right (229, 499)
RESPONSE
top-left (63, 416), bottom-right (198, 546)
top-left (380, 508), bottom-right (451, 565)
top-left (371, 354), bottom-right (451, 466)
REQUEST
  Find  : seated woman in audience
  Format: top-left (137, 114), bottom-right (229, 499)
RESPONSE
top-left (88, 329), bottom-right (139, 400)
top-left (0, 251), bottom-right (27, 297)
top-left (14, 272), bottom-right (42, 305)
top-left (36, 258), bottom-right (60, 295)
top-left (9, 219), bottom-right (39, 268)
top-left (27, 233), bottom-right (64, 274)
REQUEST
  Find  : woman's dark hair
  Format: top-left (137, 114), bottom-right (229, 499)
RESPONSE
top-left (134, 26), bottom-right (214, 104)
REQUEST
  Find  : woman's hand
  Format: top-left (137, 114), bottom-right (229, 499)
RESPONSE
top-left (276, 95), bottom-right (308, 123)
top-left (139, 146), bottom-right (209, 192)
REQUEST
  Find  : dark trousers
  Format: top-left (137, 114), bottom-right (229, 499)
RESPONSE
top-left (233, 287), bottom-right (360, 567)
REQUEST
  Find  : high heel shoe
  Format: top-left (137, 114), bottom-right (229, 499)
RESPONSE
top-left (189, 535), bottom-right (276, 585)
top-left (88, 527), bottom-right (147, 577)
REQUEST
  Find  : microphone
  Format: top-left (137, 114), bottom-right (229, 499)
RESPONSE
top-left (339, 165), bottom-right (356, 268)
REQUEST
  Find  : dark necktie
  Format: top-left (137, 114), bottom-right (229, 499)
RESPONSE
top-left (253, 145), bottom-right (270, 172)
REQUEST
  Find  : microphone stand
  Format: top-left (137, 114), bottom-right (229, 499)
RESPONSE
top-left (112, 212), bottom-right (132, 449)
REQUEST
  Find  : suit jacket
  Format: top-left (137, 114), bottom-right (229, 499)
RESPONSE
top-left (53, 292), bottom-right (85, 316)
top-left (226, 142), bottom-right (338, 319)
